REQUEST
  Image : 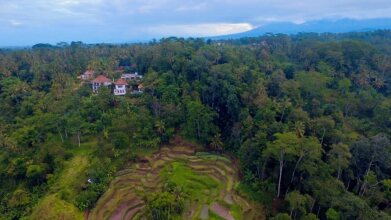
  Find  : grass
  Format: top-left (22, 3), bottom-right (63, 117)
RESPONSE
top-left (160, 161), bottom-right (220, 202)
top-left (51, 155), bottom-right (89, 200)
top-left (209, 211), bottom-right (226, 220)
top-left (230, 204), bottom-right (243, 220)
top-left (30, 141), bottom-right (96, 219)
top-left (68, 140), bottom-right (96, 155)
top-left (129, 145), bottom-right (159, 157)
top-left (29, 195), bottom-right (84, 220)
top-left (195, 152), bottom-right (232, 163)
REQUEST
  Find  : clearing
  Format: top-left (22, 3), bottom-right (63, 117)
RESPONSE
top-left (87, 146), bottom-right (265, 220)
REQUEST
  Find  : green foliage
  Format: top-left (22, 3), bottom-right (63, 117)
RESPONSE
top-left (327, 143), bottom-right (351, 179)
top-left (326, 208), bottom-right (340, 220)
top-left (1, 32), bottom-right (391, 219)
top-left (300, 213), bottom-right (319, 220)
top-left (272, 213), bottom-right (292, 220)
top-left (26, 164), bottom-right (45, 185)
top-left (74, 189), bottom-right (99, 210)
top-left (111, 131), bottom-right (129, 149)
top-left (237, 180), bottom-right (275, 205)
top-left (144, 189), bottom-right (185, 220)
top-left (8, 189), bottom-right (30, 208)
top-left (160, 162), bottom-right (219, 200)
top-left (183, 98), bottom-right (218, 144)
top-left (263, 132), bottom-right (300, 197)
top-left (74, 157), bottom-right (115, 210)
top-left (286, 191), bottom-right (313, 217)
top-left (30, 195), bottom-right (83, 220)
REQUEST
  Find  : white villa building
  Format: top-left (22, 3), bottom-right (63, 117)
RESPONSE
top-left (114, 78), bottom-right (128, 96)
top-left (121, 72), bottom-right (143, 81)
top-left (78, 70), bottom-right (95, 81)
top-left (88, 71), bottom-right (143, 95)
top-left (91, 75), bottom-right (112, 93)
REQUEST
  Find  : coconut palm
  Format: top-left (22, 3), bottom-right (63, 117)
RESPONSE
top-left (155, 120), bottom-right (165, 136)
top-left (210, 133), bottom-right (223, 153)
top-left (294, 121), bottom-right (305, 138)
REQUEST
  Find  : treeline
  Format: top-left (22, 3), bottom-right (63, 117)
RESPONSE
top-left (1, 31), bottom-right (391, 219)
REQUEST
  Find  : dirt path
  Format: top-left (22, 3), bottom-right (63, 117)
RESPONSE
top-left (200, 204), bottom-right (209, 219)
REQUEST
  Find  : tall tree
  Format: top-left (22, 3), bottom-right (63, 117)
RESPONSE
top-left (328, 143), bottom-right (351, 180)
top-left (263, 132), bottom-right (299, 198)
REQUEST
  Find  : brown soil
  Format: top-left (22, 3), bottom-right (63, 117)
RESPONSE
top-left (110, 198), bottom-right (142, 220)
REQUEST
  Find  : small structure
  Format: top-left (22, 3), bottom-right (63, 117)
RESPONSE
top-left (121, 72), bottom-right (143, 81)
top-left (114, 78), bottom-right (128, 96)
top-left (78, 70), bottom-right (95, 80)
top-left (92, 75), bottom-right (112, 93)
top-left (137, 84), bottom-right (144, 92)
top-left (132, 83), bottom-right (144, 94)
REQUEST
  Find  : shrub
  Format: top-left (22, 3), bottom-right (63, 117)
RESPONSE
top-left (145, 192), bottom-right (184, 220)
top-left (8, 189), bottom-right (30, 208)
top-left (74, 189), bottom-right (99, 210)
top-left (112, 132), bottom-right (129, 149)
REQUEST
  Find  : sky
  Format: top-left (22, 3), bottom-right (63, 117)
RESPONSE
top-left (1, 0), bottom-right (391, 46)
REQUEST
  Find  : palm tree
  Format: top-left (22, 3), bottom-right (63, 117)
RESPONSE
top-left (210, 133), bottom-right (223, 153)
top-left (373, 76), bottom-right (385, 89)
top-left (155, 120), bottom-right (165, 136)
top-left (294, 121), bottom-right (305, 138)
top-left (277, 98), bottom-right (292, 122)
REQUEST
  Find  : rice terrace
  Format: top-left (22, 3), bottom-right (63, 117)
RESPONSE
top-left (87, 145), bottom-right (264, 220)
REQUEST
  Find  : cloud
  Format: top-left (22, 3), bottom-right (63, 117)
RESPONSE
top-left (9, 19), bottom-right (23, 27)
top-left (175, 2), bottom-right (208, 11)
top-left (0, 0), bottom-right (391, 45)
top-left (147, 23), bottom-right (254, 37)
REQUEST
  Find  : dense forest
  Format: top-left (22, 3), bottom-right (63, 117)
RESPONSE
top-left (1, 30), bottom-right (391, 219)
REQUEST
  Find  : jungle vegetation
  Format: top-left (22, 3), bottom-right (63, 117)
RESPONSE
top-left (1, 30), bottom-right (391, 219)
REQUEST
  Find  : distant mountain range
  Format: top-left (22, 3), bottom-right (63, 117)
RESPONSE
top-left (213, 18), bottom-right (391, 39)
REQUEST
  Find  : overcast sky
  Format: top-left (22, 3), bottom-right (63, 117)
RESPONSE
top-left (1, 0), bottom-right (391, 46)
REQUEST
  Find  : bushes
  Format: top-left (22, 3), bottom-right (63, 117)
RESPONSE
top-left (74, 158), bottom-right (115, 211)
top-left (8, 189), bottom-right (30, 208)
top-left (144, 190), bottom-right (185, 220)
top-left (143, 180), bottom-right (188, 220)
top-left (111, 132), bottom-right (129, 149)
top-left (271, 213), bottom-right (292, 220)
top-left (26, 164), bottom-right (46, 185)
top-left (74, 189), bottom-right (99, 210)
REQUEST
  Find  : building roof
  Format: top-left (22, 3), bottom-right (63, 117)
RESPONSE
top-left (138, 84), bottom-right (144, 89)
top-left (92, 75), bottom-right (112, 83)
top-left (115, 78), bottom-right (128, 85)
top-left (122, 73), bottom-right (137, 77)
top-left (121, 72), bottom-right (142, 78)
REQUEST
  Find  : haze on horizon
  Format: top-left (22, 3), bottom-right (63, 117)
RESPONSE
top-left (1, 0), bottom-right (391, 46)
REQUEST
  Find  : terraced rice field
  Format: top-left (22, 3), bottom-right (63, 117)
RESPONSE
top-left (87, 146), bottom-right (264, 220)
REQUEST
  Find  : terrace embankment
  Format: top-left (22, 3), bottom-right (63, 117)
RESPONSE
top-left (87, 146), bottom-right (265, 220)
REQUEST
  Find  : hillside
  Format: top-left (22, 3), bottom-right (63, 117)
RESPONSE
top-left (1, 31), bottom-right (391, 219)
top-left (88, 145), bottom-right (264, 220)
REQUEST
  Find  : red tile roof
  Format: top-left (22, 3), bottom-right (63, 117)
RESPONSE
top-left (115, 78), bottom-right (128, 85)
top-left (92, 75), bottom-right (112, 83)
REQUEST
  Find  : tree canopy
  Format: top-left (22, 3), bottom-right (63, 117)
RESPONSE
top-left (2, 31), bottom-right (391, 219)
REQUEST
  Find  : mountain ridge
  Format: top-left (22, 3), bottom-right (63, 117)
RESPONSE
top-left (212, 18), bottom-right (391, 39)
